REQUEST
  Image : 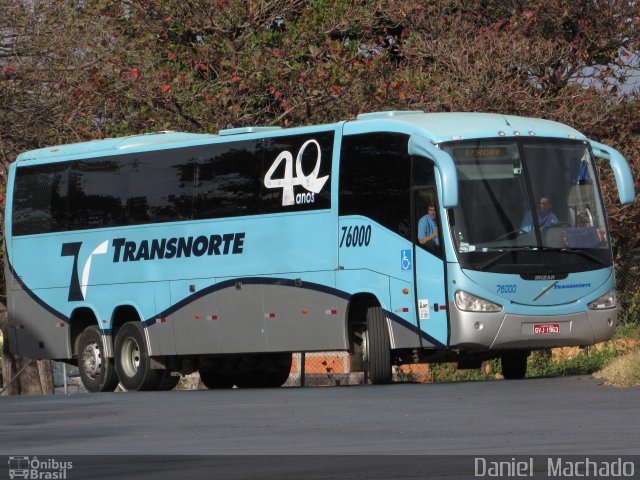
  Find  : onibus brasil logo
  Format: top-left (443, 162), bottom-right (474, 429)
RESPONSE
top-left (8, 456), bottom-right (73, 479)
top-left (263, 139), bottom-right (329, 206)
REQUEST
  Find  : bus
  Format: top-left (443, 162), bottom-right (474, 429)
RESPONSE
top-left (4, 111), bottom-right (635, 392)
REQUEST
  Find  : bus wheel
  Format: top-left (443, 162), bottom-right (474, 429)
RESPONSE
top-left (365, 306), bottom-right (392, 384)
top-left (501, 350), bottom-right (529, 380)
top-left (199, 371), bottom-right (234, 389)
top-left (77, 326), bottom-right (118, 393)
top-left (114, 322), bottom-right (160, 391)
top-left (263, 353), bottom-right (293, 388)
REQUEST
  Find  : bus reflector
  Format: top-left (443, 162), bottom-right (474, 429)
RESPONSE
top-left (159, 318), bottom-right (167, 323)
top-left (325, 309), bottom-right (337, 315)
top-left (302, 309), bottom-right (309, 315)
top-left (207, 315), bottom-right (218, 321)
top-left (267, 312), bottom-right (276, 318)
top-left (58, 323), bottom-right (65, 328)
top-left (402, 288), bottom-right (409, 294)
top-left (194, 314), bottom-right (201, 319)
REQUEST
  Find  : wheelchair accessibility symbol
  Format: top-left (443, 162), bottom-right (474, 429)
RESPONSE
top-left (401, 249), bottom-right (412, 271)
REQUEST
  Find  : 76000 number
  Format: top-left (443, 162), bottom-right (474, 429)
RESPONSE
top-left (340, 225), bottom-right (372, 248)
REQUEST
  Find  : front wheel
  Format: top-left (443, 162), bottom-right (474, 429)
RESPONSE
top-left (501, 350), bottom-right (529, 380)
top-left (114, 322), bottom-right (161, 391)
top-left (365, 307), bottom-right (392, 384)
top-left (77, 326), bottom-right (118, 393)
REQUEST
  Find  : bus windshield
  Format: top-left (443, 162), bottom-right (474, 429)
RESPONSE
top-left (441, 138), bottom-right (612, 273)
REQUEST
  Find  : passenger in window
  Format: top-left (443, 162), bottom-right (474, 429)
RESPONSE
top-left (520, 195), bottom-right (558, 233)
top-left (418, 203), bottom-right (439, 247)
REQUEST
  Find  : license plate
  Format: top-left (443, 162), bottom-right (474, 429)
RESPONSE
top-left (533, 323), bottom-right (560, 334)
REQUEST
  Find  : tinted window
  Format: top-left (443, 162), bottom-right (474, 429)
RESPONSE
top-left (339, 133), bottom-right (411, 239)
top-left (261, 131), bottom-right (333, 214)
top-left (194, 140), bottom-right (261, 219)
top-left (128, 152), bottom-right (196, 224)
top-left (68, 160), bottom-right (129, 230)
top-left (12, 163), bottom-right (69, 235)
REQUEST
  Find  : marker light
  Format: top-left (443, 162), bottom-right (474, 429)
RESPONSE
top-left (588, 290), bottom-right (616, 310)
top-left (455, 291), bottom-right (502, 313)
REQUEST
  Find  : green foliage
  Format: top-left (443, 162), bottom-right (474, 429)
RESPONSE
top-left (527, 347), bottom-right (619, 378)
top-left (619, 290), bottom-right (640, 326)
top-left (424, 345), bottom-right (624, 383)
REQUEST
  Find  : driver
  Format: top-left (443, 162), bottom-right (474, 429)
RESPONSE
top-left (520, 195), bottom-right (558, 233)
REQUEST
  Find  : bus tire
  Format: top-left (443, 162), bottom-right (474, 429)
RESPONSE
top-left (263, 352), bottom-right (293, 388)
top-left (199, 371), bottom-right (234, 389)
top-left (501, 350), bottom-right (529, 380)
top-left (114, 322), bottom-right (161, 391)
top-left (77, 326), bottom-right (118, 393)
top-left (366, 306), bottom-right (392, 384)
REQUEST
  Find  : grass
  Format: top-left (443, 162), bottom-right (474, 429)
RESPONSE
top-left (594, 348), bottom-right (640, 387)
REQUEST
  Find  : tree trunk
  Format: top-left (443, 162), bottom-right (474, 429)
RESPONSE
top-left (0, 303), bottom-right (55, 395)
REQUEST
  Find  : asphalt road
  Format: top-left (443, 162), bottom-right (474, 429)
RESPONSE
top-left (1, 376), bottom-right (638, 479)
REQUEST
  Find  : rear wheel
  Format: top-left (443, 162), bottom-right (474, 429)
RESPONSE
top-left (263, 353), bottom-right (293, 388)
top-left (114, 322), bottom-right (161, 391)
top-left (365, 306), bottom-right (392, 384)
top-left (77, 326), bottom-right (118, 393)
top-left (501, 350), bottom-right (529, 380)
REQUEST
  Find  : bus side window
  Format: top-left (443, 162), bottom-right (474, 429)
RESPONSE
top-left (128, 153), bottom-right (196, 224)
top-left (194, 140), bottom-right (261, 220)
top-left (412, 160), bottom-right (441, 257)
top-left (68, 160), bottom-right (129, 230)
top-left (339, 133), bottom-right (411, 239)
top-left (12, 163), bottom-right (69, 236)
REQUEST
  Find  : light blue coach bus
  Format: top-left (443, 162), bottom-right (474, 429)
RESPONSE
top-left (4, 111), bottom-right (636, 391)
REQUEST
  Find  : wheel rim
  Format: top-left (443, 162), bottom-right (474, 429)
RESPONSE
top-left (361, 330), bottom-right (369, 363)
top-left (121, 337), bottom-right (141, 378)
top-left (82, 342), bottom-right (102, 379)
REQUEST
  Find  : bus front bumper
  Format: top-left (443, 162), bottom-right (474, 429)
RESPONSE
top-left (448, 303), bottom-right (617, 350)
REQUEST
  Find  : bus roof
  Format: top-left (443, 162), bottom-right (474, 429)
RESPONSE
top-left (15, 111), bottom-right (587, 163)
top-left (345, 111), bottom-right (587, 143)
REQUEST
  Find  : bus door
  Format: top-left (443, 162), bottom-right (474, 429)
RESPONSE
top-left (412, 178), bottom-right (449, 348)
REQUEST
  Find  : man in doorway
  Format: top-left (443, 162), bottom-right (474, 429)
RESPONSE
top-left (418, 203), bottom-right (439, 247)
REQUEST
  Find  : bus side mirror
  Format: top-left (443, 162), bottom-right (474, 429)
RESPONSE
top-left (408, 135), bottom-right (459, 208)
top-left (589, 140), bottom-right (636, 205)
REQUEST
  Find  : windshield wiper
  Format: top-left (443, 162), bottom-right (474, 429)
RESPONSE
top-left (536, 247), bottom-right (609, 267)
top-left (476, 246), bottom-right (609, 270)
top-left (477, 246), bottom-right (536, 269)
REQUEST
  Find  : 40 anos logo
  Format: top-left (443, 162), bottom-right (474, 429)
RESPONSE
top-left (263, 139), bottom-right (329, 206)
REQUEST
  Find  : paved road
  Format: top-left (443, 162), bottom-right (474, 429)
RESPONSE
top-left (1, 376), bottom-right (638, 478)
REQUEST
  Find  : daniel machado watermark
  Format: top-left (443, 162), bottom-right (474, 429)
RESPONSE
top-left (475, 456), bottom-right (636, 478)
top-left (7, 456), bottom-right (72, 480)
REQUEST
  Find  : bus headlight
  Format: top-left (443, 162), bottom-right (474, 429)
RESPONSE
top-left (588, 289), bottom-right (616, 310)
top-left (455, 291), bottom-right (502, 313)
